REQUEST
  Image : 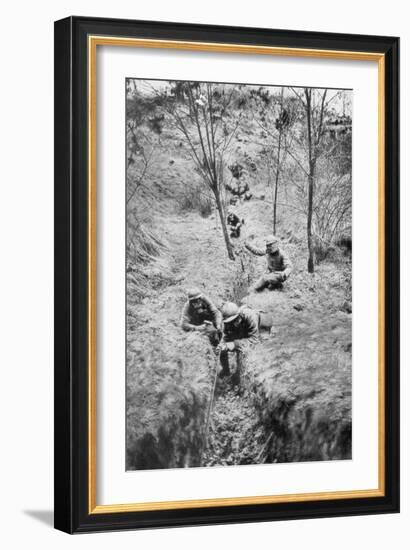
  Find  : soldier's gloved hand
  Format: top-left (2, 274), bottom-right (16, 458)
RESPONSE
top-left (226, 342), bottom-right (235, 351)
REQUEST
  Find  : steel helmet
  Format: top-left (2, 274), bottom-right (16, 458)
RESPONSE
top-left (187, 287), bottom-right (202, 301)
top-left (265, 235), bottom-right (279, 251)
top-left (221, 302), bottom-right (240, 323)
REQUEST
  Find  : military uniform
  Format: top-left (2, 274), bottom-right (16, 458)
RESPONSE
top-left (245, 238), bottom-right (292, 291)
top-left (222, 306), bottom-right (259, 351)
top-left (227, 212), bottom-right (242, 238)
top-left (180, 292), bottom-right (222, 345)
top-left (219, 304), bottom-right (260, 380)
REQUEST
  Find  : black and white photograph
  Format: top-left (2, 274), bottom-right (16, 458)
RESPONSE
top-left (0, 0), bottom-right (403, 540)
top-left (125, 78), bottom-right (352, 471)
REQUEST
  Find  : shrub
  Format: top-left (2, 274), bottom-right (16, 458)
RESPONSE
top-left (178, 185), bottom-right (213, 217)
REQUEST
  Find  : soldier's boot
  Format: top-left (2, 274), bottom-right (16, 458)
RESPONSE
top-left (218, 350), bottom-right (230, 377)
top-left (265, 275), bottom-right (283, 291)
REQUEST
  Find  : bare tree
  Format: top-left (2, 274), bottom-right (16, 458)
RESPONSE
top-left (291, 88), bottom-right (351, 273)
top-left (287, 88), bottom-right (352, 270)
top-left (287, 87), bottom-right (329, 272)
top-left (250, 87), bottom-right (297, 234)
top-left (159, 81), bottom-right (244, 261)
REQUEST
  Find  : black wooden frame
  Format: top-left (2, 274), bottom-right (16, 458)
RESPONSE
top-left (54, 15), bottom-right (400, 534)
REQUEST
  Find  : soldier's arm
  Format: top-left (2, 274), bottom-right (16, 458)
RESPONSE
top-left (281, 250), bottom-right (293, 280)
top-left (180, 302), bottom-right (200, 331)
top-left (202, 295), bottom-right (222, 329)
top-left (245, 239), bottom-right (265, 256)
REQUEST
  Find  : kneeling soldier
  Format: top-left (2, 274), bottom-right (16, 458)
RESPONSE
top-left (227, 209), bottom-right (243, 238)
top-left (245, 235), bottom-right (292, 291)
top-left (180, 288), bottom-right (222, 345)
top-left (217, 302), bottom-right (259, 381)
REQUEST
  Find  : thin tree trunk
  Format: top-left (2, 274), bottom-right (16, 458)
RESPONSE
top-left (273, 88), bottom-right (285, 235)
top-left (273, 129), bottom-right (282, 235)
top-left (214, 187), bottom-right (234, 260)
top-left (305, 89), bottom-right (315, 273)
top-left (307, 171), bottom-right (315, 273)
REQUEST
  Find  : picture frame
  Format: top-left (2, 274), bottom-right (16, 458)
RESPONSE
top-left (54, 15), bottom-right (399, 533)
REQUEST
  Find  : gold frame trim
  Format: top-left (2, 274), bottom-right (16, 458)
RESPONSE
top-left (88, 36), bottom-right (386, 514)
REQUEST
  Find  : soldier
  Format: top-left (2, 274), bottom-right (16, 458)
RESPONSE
top-left (245, 235), bottom-right (292, 291)
top-left (180, 288), bottom-right (222, 345)
top-left (226, 209), bottom-right (243, 238)
top-left (225, 175), bottom-right (250, 201)
top-left (217, 302), bottom-right (259, 379)
top-left (237, 180), bottom-right (250, 199)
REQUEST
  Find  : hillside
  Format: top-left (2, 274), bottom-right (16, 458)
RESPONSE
top-left (126, 86), bottom-right (352, 470)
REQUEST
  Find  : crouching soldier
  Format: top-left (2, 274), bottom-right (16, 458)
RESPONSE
top-left (245, 235), bottom-right (292, 291)
top-left (217, 302), bottom-right (259, 382)
top-left (180, 288), bottom-right (222, 346)
top-left (227, 209), bottom-right (243, 238)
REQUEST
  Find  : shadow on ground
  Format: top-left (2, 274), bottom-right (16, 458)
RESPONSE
top-left (23, 510), bottom-right (54, 527)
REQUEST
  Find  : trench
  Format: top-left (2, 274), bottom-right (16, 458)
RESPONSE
top-left (126, 220), bottom-right (275, 471)
top-left (199, 247), bottom-right (273, 468)
top-left (127, 223), bottom-right (352, 471)
top-left (201, 372), bottom-right (267, 467)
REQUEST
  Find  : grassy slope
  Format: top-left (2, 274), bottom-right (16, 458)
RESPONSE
top-left (239, 194), bottom-right (352, 462)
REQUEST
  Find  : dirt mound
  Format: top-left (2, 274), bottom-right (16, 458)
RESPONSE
top-left (126, 332), bottom-right (212, 469)
top-left (240, 239), bottom-right (351, 462)
top-left (246, 303), bottom-right (352, 463)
